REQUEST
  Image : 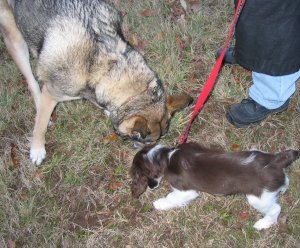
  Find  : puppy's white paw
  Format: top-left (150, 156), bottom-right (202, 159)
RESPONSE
top-left (153, 198), bottom-right (176, 210)
top-left (253, 217), bottom-right (276, 230)
top-left (30, 147), bottom-right (46, 165)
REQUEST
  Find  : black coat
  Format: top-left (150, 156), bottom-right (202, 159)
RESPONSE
top-left (234, 0), bottom-right (300, 76)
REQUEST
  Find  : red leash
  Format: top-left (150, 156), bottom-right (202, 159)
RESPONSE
top-left (179, 0), bottom-right (246, 144)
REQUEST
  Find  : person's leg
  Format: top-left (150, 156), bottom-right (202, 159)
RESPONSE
top-left (249, 70), bottom-right (300, 109)
top-left (227, 69), bottom-right (300, 127)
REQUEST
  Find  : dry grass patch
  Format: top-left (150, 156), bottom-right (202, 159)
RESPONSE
top-left (1, 0), bottom-right (300, 247)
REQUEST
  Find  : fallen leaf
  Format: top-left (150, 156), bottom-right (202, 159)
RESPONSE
top-left (10, 143), bottom-right (20, 169)
top-left (104, 219), bottom-right (116, 228)
top-left (190, 58), bottom-right (205, 71)
top-left (109, 181), bottom-right (124, 191)
top-left (97, 211), bottom-right (112, 220)
top-left (284, 196), bottom-right (293, 206)
top-left (155, 31), bottom-right (166, 40)
top-left (234, 222), bottom-right (243, 230)
top-left (71, 211), bottom-right (99, 229)
top-left (20, 79), bottom-right (27, 86)
top-left (239, 211), bottom-right (249, 221)
top-left (18, 189), bottom-right (27, 201)
top-left (67, 124), bottom-right (76, 131)
top-left (102, 132), bottom-right (118, 145)
top-left (140, 8), bottom-right (156, 17)
top-left (175, 33), bottom-right (185, 51)
top-left (33, 170), bottom-right (45, 181)
top-left (231, 144), bottom-right (241, 151)
top-left (187, 73), bottom-right (198, 84)
top-left (185, 35), bottom-right (192, 47)
top-left (111, 149), bottom-right (130, 162)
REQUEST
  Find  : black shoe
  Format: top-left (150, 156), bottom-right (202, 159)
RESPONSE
top-left (226, 98), bottom-right (289, 128)
top-left (215, 47), bottom-right (237, 65)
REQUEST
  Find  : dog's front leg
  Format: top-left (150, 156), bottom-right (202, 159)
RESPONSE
top-left (30, 86), bottom-right (57, 165)
top-left (0, 1), bottom-right (41, 109)
top-left (153, 188), bottom-right (199, 210)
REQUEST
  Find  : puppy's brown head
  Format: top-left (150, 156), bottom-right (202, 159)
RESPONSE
top-left (130, 144), bottom-right (170, 198)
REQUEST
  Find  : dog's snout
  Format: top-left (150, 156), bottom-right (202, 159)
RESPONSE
top-left (148, 178), bottom-right (159, 189)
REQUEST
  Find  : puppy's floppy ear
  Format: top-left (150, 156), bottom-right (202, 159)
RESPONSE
top-left (167, 93), bottom-right (193, 115)
top-left (130, 162), bottom-right (148, 198)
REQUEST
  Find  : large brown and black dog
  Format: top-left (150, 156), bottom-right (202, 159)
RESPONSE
top-left (0, 0), bottom-right (192, 165)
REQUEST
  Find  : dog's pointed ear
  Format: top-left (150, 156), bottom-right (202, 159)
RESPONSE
top-left (131, 116), bottom-right (148, 139)
top-left (166, 93), bottom-right (193, 115)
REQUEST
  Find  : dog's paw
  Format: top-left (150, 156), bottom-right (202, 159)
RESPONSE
top-left (153, 198), bottom-right (175, 210)
top-left (253, 217), bottom-right (276, 230)
top-left (30, 147), bottom-right (46, 165)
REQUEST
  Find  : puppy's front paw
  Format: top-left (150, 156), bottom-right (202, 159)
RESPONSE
top-left (153, 198), bottom-right (175, 210)
top-left (30, 147), bottom-right (46, 165)
top-left (253, 217), bottom-right (276, 230)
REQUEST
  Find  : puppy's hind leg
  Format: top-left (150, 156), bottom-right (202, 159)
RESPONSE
top-left (153, 188), bottom-right (199, 210)
top-left (247, 190), bottom-right (281, 230)
top-left (0, 1), bottom-right (41, 109)
top-left (30, 86), bottom-right (57, 165)
top-left (279, 173), bottom-right (289, 194)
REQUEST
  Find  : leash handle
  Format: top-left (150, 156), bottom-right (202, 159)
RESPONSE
top-left (179, 0), bottom-right (246, 144)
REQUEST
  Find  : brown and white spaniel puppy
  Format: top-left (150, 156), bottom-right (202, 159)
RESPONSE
top-left (130, 142), bottom-right (300, 230)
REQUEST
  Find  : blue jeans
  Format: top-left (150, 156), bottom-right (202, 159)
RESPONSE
top-left (249, 69), bottom-right (300, 109)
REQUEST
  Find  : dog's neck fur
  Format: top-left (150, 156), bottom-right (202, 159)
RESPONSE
top-left (146, 145), bottom-right (174, 172)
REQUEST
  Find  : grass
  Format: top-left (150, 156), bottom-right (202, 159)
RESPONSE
top-left (1, 0), bottom-right (300, 247)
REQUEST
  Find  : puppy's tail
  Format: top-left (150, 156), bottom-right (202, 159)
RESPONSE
top-left (271, 150), bottom-right (300, 169)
